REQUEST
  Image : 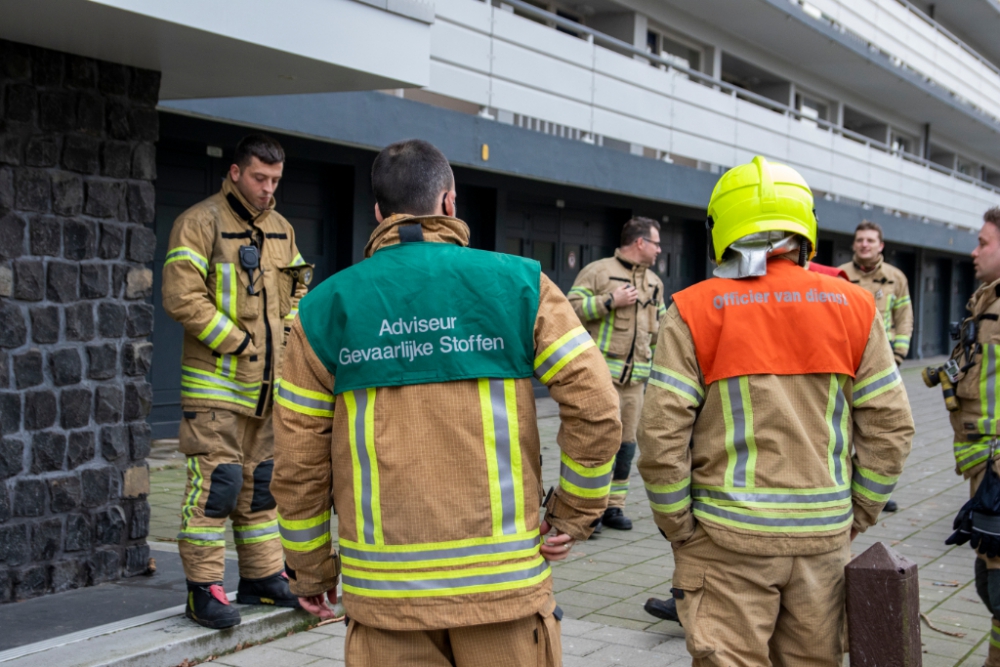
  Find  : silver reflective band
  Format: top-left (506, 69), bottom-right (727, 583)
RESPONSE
top-left (534, 331), bottom-right (592, 379)
top-left (276, 383), bottom-right (334, 412)
top-left (235, 524), bottom-right (279, 540)
top-left (695, 502), bottom-right (853, 527)
top-left (220, 354), bottom-right (234, 376)
top-left (726, 378), bottom-right (750, 488)
top-left (220, 263), bottom-right (235, 320)
top-left (560, 462), bottom-right (612, 490)
top-left (340, 536), bottom-right (539, 563)
top-left (177, 531), bottom-right (225, 542)
top-left (850, 471), bottom-right (895, 496)
top-left (279, 520), bottom-right (330, 544)
top-left (202, 316), bottom-right (231, 344)
top-left (352, 389), bottom-right (377, 545)
top-left (182, 368), bottom-right (251, 393)
top-left (647, 483), bottom-right (690, 506)
top-left (649, 369), bottom-right (702, 405)
top-left (829, 380), bottom-right (848, 486)
top-left (853, 368), bottom-right (900, 402)
top-left (692, 487), bottom-right (850, 504)
top-left (182, 387), bottom-right (253, 402)
top-left (168, 249), bottom-right (208, 273)
top-left (343, 561), bottom-right (550, 592)
top-left (487, 379), bottom-right (519, 535)
top-left (986, 346), bottom-right (997, 422)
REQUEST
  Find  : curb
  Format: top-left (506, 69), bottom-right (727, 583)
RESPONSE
top-left (0, 597), bottom-right (316, 667)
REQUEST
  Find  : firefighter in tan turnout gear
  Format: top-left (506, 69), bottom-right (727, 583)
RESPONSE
top-left (162, 134), bottom-right (311, 628)
top-left (568, 218), bottom-right (666, 531)
top-left (271, 139), bottom-right (621, 666)
top-left (638, 156), bottom-right (914, 666)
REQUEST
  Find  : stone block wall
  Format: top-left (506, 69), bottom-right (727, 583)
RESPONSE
top-left (0, 40), bottom-right (158, 601)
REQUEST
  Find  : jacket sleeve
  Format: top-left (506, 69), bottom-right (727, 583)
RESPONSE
top-left (891, 274), bottom-right (914, 362)
top-left (272, 323), bottom-right (339, 596)
top-left (850, 313), bottom-right (915, 532)
top-left (567, 264), bottom-right (613, 323)
top-left (534, 274), bottom-right (621, 541)
top-left (161, 212), bottom-right (253, 356)
top-left (284, 241), bottom-right (309, 325)
top-left (636, 304), bottom-right (703, 544)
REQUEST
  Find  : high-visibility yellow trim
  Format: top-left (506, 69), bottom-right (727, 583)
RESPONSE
top-left (505, 379), bottom-right (527, 535)
top-left (479, 379), bottom-right (505, 537)
top-left (278, 510), bottom-right (332, 552)
top-left (339, 531), bottom-right (541, 570)
top-left (197, 311), bottom-right (236, 351)
top-left (341, 557), bottom-right (550, 598)
top-left (534, 327), bottom-right (595, 385)
top-left (274, 379), bottom-right (335, 418)
top-left (853, 366), bottom-right (901, 406)
top-left (559, 452), bottom-right (613, 499)
top-left (165, 247), bottom-right (208, 277)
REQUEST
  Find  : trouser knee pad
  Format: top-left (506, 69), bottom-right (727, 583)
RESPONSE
top-left (250, 460), bottom-right (276, 512)
top-left (204, 463), bottom-right (243, 518)
top-left (614, 442), bottom-right (637, 480)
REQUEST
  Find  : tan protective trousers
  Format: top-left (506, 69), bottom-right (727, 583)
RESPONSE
top-left (969, 470), bottom-right (1000, 665)
top-left (344, 611), bottom-right (562, 667)
top-left (608, 382), bottom-right (644, 509)
top-left (671, 526), bottom-right (850, 667)
top-left (177, 408), bottom-right (283, 583)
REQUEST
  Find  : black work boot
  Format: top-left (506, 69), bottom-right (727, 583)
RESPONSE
top-left (883, 499), bottom-right (899, 513)
top-left (185, 581), bottom-right (241, 629)
top-left (236, 570), bottom-right (301, 608)
top-left (644, 597), bottom-right (680, 624)
top-left (602, 507), bottom-right (633, 531)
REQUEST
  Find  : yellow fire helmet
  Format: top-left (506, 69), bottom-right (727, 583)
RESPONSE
top-left (706, 155), bottom-right (817, 265)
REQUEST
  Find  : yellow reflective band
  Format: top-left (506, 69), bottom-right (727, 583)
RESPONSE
top-left (893, 296), bottom-right (911, 310)
top-left (341, 556), bottom-right (551, 599)
top-left (165, 247), bottom-right (208, 277)
top-left (693, 502), bottom-right (853, 533)
top-left (181, 365), bottom-right (259, 409)
top-left (215, 263), bottom-right (238, 322)
top-left (339, 531), bottom-right (541, 570)
top-left (182, 456), bottom-right (204, 522)
top-left (981, 346), bottom-right (1000, 436)
top-left (234, 520), bottom-right (280, 545)
top-left (560, 452), bottom-right (613, 499)
top-left (825, 374), bottom-right (850, 487)
top-left (692, 485), bottom-right (851, 510)
top-left (478, 379), bottom-right (526, 536)
top-left (284, 308), bottom-right (299, 321)
top-left (992, 624), bottom-right (1000, 649)
top-left (292, 253), bottom-right (306, 266)
top-left (645, 478), bottom-right (691, 513)
top-left (853, 366), bottom-right (901, 406)
top-left (534, 327), bottom-right (595, 384)
top-left (596, 310), bottom-right (615, 354)
top-left (346, 388), bottom-right (382, 546)
top-left (274, 379), bottom-right (335, 418)
top-left (197, 311), bottom-right (236, 351)
top-left (610, 480), bottom-right (629, 495)
top-left (721, 376), bottom-right (756, 489)
top-left (278, 510), bottom-right (332, 552)
top-left (177, 524), bottom-right (225, 547)
top-left (649, 365), bottom-right (704, 406)
top-left (851, 466), bottom-right (898, 503)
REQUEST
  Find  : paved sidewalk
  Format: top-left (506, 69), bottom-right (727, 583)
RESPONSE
top-left (147, 360), bottom-right (994, 667)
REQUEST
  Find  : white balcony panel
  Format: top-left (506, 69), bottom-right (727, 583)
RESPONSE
top-left (430, 61), bottom-right (491, 106)
top-left (489, 78), bottom-right (592, 130)
top-left (592, 109), bottom-right (673, 152)
top-left (434, 0), bottom-right (492, 34)
top-left (491, 40), bottom-right (593, 105)
top-left (492, 8), bottom-right (593, 66)
top-left (431, 19), bottom-right (492, 74)
top-left (592, 74), bottom-right (671, 130)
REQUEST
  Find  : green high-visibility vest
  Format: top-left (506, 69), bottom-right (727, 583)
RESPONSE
top-left (298, 241), bottom-right (540, 394)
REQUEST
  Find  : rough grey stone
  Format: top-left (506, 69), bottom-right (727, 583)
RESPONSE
top-left (124, 267), bottom-right (152, 299)
top-left (80, 467), bottom-right (110, 507)
top-left (5, 83), bottom-right (36, 122)
top-left (13, 478), bottom-right (46, 517)
top-left (67, 431), bottom-right (94, 469)
top-left (0, 437), bottom-right (24, 479)
top-left (29, 215), bottom-right (61, 255)
top-left (126, 226), bottom-right (156, 263)
top-left (79, 263), bottom-right (109, 298)
top-left (33, 49), bottom-right (64, 87)
top-left (98, 62), bottom-right (128, 96)
top-left (51, 172), bottom-right (84, 217)
top-left (46, 261), bottom-right (78, 302)
top-left (128, 108), bottom-right (158, 142)
top-left (123, 382), bottom-right (152, 421)
top-left (0, 129), bottom-right (24, 167)
top-left (0, 210), bottom-right (26, 259)
top-left (1, 42), bottom-right (31, 79)
top-left (0, 484), bottom-right (9, 523)
top-left (0, 523), bottom-right (29, 565)
top-left (15, 168), bottom-right (51, 212)
top-left (24, 390), bottom-right (57, 431)
top-left (60, 388), bottom-right (91, 429)
top-left (101, 140), bottom-right (131, 178)
top-left (48, 475), bottom-right (82, 513)
top-left (124, 543), bottom-right (150, 576)
top-left (13, 259), bottom-right (44, 300)
top-left (89, 548), bottom-right (120, 584)
top-left (111, 263), bottom-right (126, 298)
top-left (64, 513), bottom-right (91, 552)
top-left (30, 518), bottom-right (62, 560)
top-left (129, 422), bottom-right (151, 461)
top-left (93, 384), bottom-right (123, 423)
top-left (129, 69), bottom-right (161, 105)
top-left (0, 166), bottom-right (12, 209)
top-left (63, 219), bottom-right (95, 260)
top-left (0, 265), bottom-right (10, 297)
top-left (0, 570), bottom-right (12, 603)
top-left (50, 348), bottom-right (82, 386)
top-left (13, 564), bottom-right (49, 600)
top-left (84, 180), bottom-right (125, 218)
top-left (13, 349), bottom-right (43, 389)
top-left (122, 342), bottom-right (152, 377)
top-left (87, 343), bottom-right (117, 380)
top-left (129, 502), bottom-right (150, 539)
top-left (0, 394), bottom-right (20, 434)
top-left (100, 424), bottom-right (128, 462)
top-left (65, 55), bottom-right (97, 90)
top-left (38, 92), bottom-right (75, 132)
top-left (64, 302), bottom-right (94, 341)
top-left (0, 302), bottom-right (27, 349)
top-left (51, 557), bottom-right (87, 592)
top-left (125, 303), bottom-right (153, 338)
top-left (105, 99), bottom-right (129, 140)
top-left (25, 135), bottom-right (58, 167)
top-left (131, 143), bottom-right (156, 180)
top-left (61, 134), bottom-right (100, 174)
top-left (29, 306), bottom-right (59, 344)
top-left (76, 92), bottom-right (104, 135)
top-left (95, 507), bottom-right (125, 546)
top-left (30, 431), bottom-right (66, 472)
top-left (98, 223), bottom-right (124, 259)
top-left (98, 303), bottom-right (126, 338)
top-left (127, 181), bottom-right (155, 224)
top-left (0, 349), bottom-right (7, 389)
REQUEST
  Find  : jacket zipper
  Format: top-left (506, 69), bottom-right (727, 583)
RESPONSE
top-left (253, 228), bottom-right (273, 417)
top-left (622, 268), bottom-right (640, 384)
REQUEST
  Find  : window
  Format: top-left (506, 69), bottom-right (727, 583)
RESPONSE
top-left (890, 131), bottom-right (915, 155)
top-left (795, 93), bottom-right (828, 123)
top-left (533, 241), bottom-right (555, 271)
top-left (646, 29), bottom-right (701, 71)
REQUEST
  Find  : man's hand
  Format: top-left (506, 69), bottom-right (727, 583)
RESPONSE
top-left (298, 588), bottom-right (340, 619)
top-left (611, 284), bottom-right (638, 309)
top-left (540, 520), bottom-right (575, 562)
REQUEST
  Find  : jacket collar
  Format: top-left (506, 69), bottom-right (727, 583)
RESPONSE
top-left (221, 178), bottom-right (274, 224)
top-left (615, 248), bottom-right (648, 276)
top-left (852, 253), bottom-right (884, 274)
top-left (364, 214), bottom-right (471, 258)
top-left (970, 276), bottom-right (1000, 315)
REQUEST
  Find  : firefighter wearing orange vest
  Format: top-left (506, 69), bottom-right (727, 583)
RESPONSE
top-left (637, 156), bottom-right (914, 665)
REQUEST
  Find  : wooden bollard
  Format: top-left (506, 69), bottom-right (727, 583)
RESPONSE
top-left (845, 541), bottom-right (922, 667)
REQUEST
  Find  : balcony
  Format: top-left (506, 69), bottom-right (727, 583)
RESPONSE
top-left (426, 0), bottom-right (998, 231)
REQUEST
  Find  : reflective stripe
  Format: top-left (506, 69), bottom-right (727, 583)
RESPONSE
top-left (292, 253), bottom-right (306, 266)
top-left (182, 456), bottom-right (204, 522)
top-left (646, 478), bottom-right (691, 513)
top-left (216, 263), bottom-right (238, 321)
top-left (825, 374), bottom-right (849, 487)
top-left (197, 311), bottom-right (237, 350)
top-left (631, 360), bottom-right (652, 383)
top-left (346, 388), bottom-right (382, 545)
top-left (234, 520), bottom-right (279, 545)
top-left (883, 295), bottom-right (895, 332)
top-left (596, 310), bottom-right (615, 353)
top-left (569, 287), bottom-right (598, 321)
top-left (610, 480), bottom-right (629, 495)
top-left (479, 379), bottom-right (525, 536)
top-left (657, 302), bottom-right (667, 319)
top-left (181, 365), bottom-right (259, 409)
top-left (853, 367), bottom-right (901, 406)
top-left (278, 510), bottom-right (332, 552)
top-left (339, 532), bottom-right (540, 570)
top-left (181, 385), bottom-right (257, 408)
top-left (721, 376), bottom-right (756, 488)
top-left (165, 247), bottom-right (208, 277)
top-left (892, 296), bottom-right (911, 310)
top-left (992, 624), bottom-right (1000, 649)
top-left (851, 467), bottom-right (898, 502)
top-left (693, 501), bottom-right (854, 532)
top-left (692, 486), bottom-right (851, 509)
top-left (341, 557), bottom-right (550, 598)
top-left (284, 308), bottom-right (299, 321)
top-left (177, 525), bottom-right (225, 546)
top-left (216, 353), bottom-right (236, 380)
top-left (603, 357), bottom-right (626, 378)
top-left (649, 365), bottom-right (704, 406)
top-left (274, 379), bottom-right (335, 418)
top-left (534, 327), bottom-right (595, 384)
top-left (182, 366), bottom-right (257, 393)
top-left (955, 439), bottom-right (993, 472)
top-left (560, 452), bottom-right (613, 499)
top-left (981, 346), bottom-right (1000, 435)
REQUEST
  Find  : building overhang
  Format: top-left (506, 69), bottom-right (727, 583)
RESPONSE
top-left (911, 0), bottom-right (1000, 72)
top-left (0, 0), bottom-right (432, 99)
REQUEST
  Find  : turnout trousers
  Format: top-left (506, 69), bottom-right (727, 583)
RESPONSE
top-left (969, 468), bottom-right (1000, 666)
top-left (671, 526), bottom-right (850, 667)
top-left (344, 611), bottom-right (562, 667)
top-left (608, 382), bottom-right (644, 509)
top-left (177, 408), bottom-right (283, 583)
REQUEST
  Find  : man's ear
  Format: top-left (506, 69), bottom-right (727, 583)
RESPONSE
top-left (229, 163), bottom-right (241, 182)
top-left (375, 202), bottom-right (384, 224)
top-left (444, 191), bottom-right (457, 218)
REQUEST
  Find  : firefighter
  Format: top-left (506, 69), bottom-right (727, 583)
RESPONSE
top-left (162, 134), bottom-right (310, 628)
top-left (271, 139), bottom-right (621, 666)
top-left (938, 207), bottom-right (1000, 666)
top-left (638, 156), bottom-right (914, 666)
top-left (568, 218), bottom-right (666, 531)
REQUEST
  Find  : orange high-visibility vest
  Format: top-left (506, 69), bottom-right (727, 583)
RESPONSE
top-left (673, 259), bottom-right (875, 384)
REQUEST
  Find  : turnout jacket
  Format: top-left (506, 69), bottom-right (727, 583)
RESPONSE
top-left (840, 254), bottom-right (913, 362)
top-left (568, 250), bottom-right (666, 386)
top-left (162, 179), bottom-right (307, 418)
top-left (638, 258), bottom-right (914, 557)
top-left (948, 277), bottom-right (1000, 478)
top-left (271, 214), bottom-right (621, 631)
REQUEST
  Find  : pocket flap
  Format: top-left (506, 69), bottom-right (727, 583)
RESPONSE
top-left (671, 569), bottom-right (704, 591)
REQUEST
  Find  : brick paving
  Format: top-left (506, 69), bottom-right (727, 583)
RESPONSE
top-left (147, 360), bottom-right (995, 666)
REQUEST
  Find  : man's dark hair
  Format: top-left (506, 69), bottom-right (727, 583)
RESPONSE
top-left (854, 220), bottom-right (883, 243)
top-left (371, 139), bottom-right (454, 217)
top-left (985, 207), bottom-right (1000, 228)
top-left (621, 217), bottom-right (660, 247)
top-left (233, 134), bottom-right (285, 168)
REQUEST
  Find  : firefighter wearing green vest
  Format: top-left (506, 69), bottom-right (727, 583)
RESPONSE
top-left (271, 139), bottom-right (621, 665)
